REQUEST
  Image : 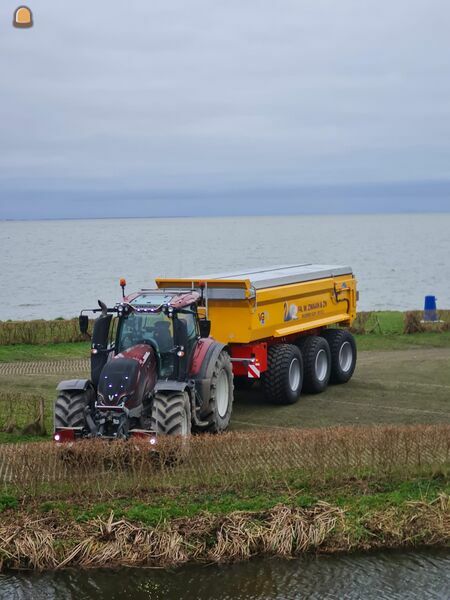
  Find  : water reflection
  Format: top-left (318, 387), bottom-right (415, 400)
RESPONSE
top-left (1, 550), bottom-right (450, 600)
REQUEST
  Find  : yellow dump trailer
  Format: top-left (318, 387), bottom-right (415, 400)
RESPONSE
top-left (156, 264), bottom-right (358, 404)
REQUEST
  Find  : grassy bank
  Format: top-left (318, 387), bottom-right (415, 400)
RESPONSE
top-left (1, 457), bottom-right (449, 569)
top-left (0, 425), bottom-right (448, 570)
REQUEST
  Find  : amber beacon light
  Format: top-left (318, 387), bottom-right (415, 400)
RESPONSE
top-left (13, 6), bottom-right (33, 28)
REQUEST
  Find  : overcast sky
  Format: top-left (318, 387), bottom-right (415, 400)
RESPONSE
top-left (1, 0), bottom-right (450, 218)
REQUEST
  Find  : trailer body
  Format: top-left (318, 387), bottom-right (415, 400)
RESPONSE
top-left (156, 263), bottom-right (357, 379)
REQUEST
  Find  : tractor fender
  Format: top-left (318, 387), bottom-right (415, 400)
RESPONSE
top-left (56, 379), bottom-right (93, 392)
top-left (154, 380), bottom-right (191, 394)
top-left (197, 341), bottom-right (227, 380)
top-left (192, 341), bottom-right (228, 413)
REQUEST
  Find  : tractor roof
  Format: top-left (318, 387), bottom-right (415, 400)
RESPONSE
top-left (124, 289), bottom-right (200, 311)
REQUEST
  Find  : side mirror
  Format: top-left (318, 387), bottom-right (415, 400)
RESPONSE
top-left (79, 315), bottom-right (89, 334)
top-left (199, 319), bottom-right (211, 338)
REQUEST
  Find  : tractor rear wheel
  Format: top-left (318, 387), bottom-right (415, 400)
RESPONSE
top-left (261, 344), bottom-right (303, 405)
top-left (150, 391), bottom-right (191, 436)
top-left (198, 350), bottom-right (234, 433)
top-left (321, 329), bottom-right (357, 384)
top-left (54, 390), bottom-right (91, 429)
top-left (297, 336), bottom-right (331, 394)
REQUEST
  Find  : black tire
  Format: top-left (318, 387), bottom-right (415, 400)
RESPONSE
top-left (261, 344), bottom-right (303, 405)
top-left (150, 391), bottom-right (191, 435)
top-left (54, 390), bottom-right (91, 429)
top-left (198, 350), bottom-right (234, 433)
top-left (234, 376), bottom-right (255, 391)
top-left (297, 336), bottom-right (331, 394)
top-left (321, 329), bottom-right (357, 384)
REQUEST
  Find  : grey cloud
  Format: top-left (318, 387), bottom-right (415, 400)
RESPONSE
top-left (0, 0), bottom-right (450, 217)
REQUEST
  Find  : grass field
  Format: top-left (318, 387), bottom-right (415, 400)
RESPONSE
top-left (0, 310), bottom-right (449, 442)
top-left (0, 344), bottom-right (449, 442)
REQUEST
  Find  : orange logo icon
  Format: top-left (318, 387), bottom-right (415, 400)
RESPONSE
top-left (13, 6), bottom-right (33, 28)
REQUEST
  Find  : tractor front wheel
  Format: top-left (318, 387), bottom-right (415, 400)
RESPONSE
top-left (150, 391), bottom-right (191, 436)
top-left (54, 389), bottom-right (91, 429)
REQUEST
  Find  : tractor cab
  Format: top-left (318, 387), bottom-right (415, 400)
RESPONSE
top-left (84, 289), bottom-right (205, 389)
top-left (115, 292), bottom-right (200, 379)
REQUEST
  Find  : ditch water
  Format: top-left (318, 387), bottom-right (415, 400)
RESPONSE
top-left (1, 550), bottom-right (449, 600)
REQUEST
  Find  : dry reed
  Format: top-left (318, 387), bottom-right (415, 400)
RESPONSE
top-left (0, 318), bottom-right (92, 346)
top-left (0, 391), bottom-right (47, 435)
top-left (1, 424), bottom-right (449, 498)
top-left (0, 496), bottom-right (449, 571)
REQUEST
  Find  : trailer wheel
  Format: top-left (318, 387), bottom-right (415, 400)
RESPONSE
top-left (54, 390), bottom-right (91, 429)
top-left (150, 391), bottom-right (191, 436)
top-left (321, 329), bottom-right (357, 384)
top-left (261, 344), bottom-right (303, 405)
top-left (297, 336), bottom-right (331, 394)
top-left (199, 350), bottom-right (234, 433)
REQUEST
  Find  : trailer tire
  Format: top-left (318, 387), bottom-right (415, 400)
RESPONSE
top-left (262, 344), bottom-right (303, 405)
top-left (321, 329), bottom-right (357, 384)
top-left (297, 336), bottom-right (331, 394)
top-left (198, 350), bottom-right (234, 433)
top-left (151, 391), bottom-right (191, 436)
top-left (54, 390), bottom-right (90, 429)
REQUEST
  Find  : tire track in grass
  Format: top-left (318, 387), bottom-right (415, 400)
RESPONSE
top-left (0, 359), bottom-right (90, 376)
top-left (331, 398), bottom-right (450, 417)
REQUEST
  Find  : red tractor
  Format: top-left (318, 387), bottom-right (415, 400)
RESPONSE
top-left (54, 286), bottom-right (233, 442)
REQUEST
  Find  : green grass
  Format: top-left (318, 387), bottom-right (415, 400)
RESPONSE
top-left (26, 474), bottom-right (450, 527)
top-left (0, 493), bottom-right (19, 513)
top-left (1, 473), bottom-right (448, 570)
top-left (355, 331), bottom-right (450, 351)
top-left (0, 342), bottom-right (89, 362)
top-left (360, 311), bottom-right (405, 334)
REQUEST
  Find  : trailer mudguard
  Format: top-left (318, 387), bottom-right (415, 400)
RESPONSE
top-left (56, 379), bottom-right (93, 392)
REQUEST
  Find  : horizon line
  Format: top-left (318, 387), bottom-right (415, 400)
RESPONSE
top-left (2, 209), bottom-right (450, 222)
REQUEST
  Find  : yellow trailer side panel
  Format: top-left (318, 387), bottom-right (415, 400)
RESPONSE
top-left (156, 264), bottom-right (357, 345)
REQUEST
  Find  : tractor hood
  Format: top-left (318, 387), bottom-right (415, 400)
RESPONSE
top-left (97, 344), bottom-right (156, 408)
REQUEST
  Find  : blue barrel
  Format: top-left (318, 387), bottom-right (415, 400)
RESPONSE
top-left (424, 295), bottom-right (438, 322)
